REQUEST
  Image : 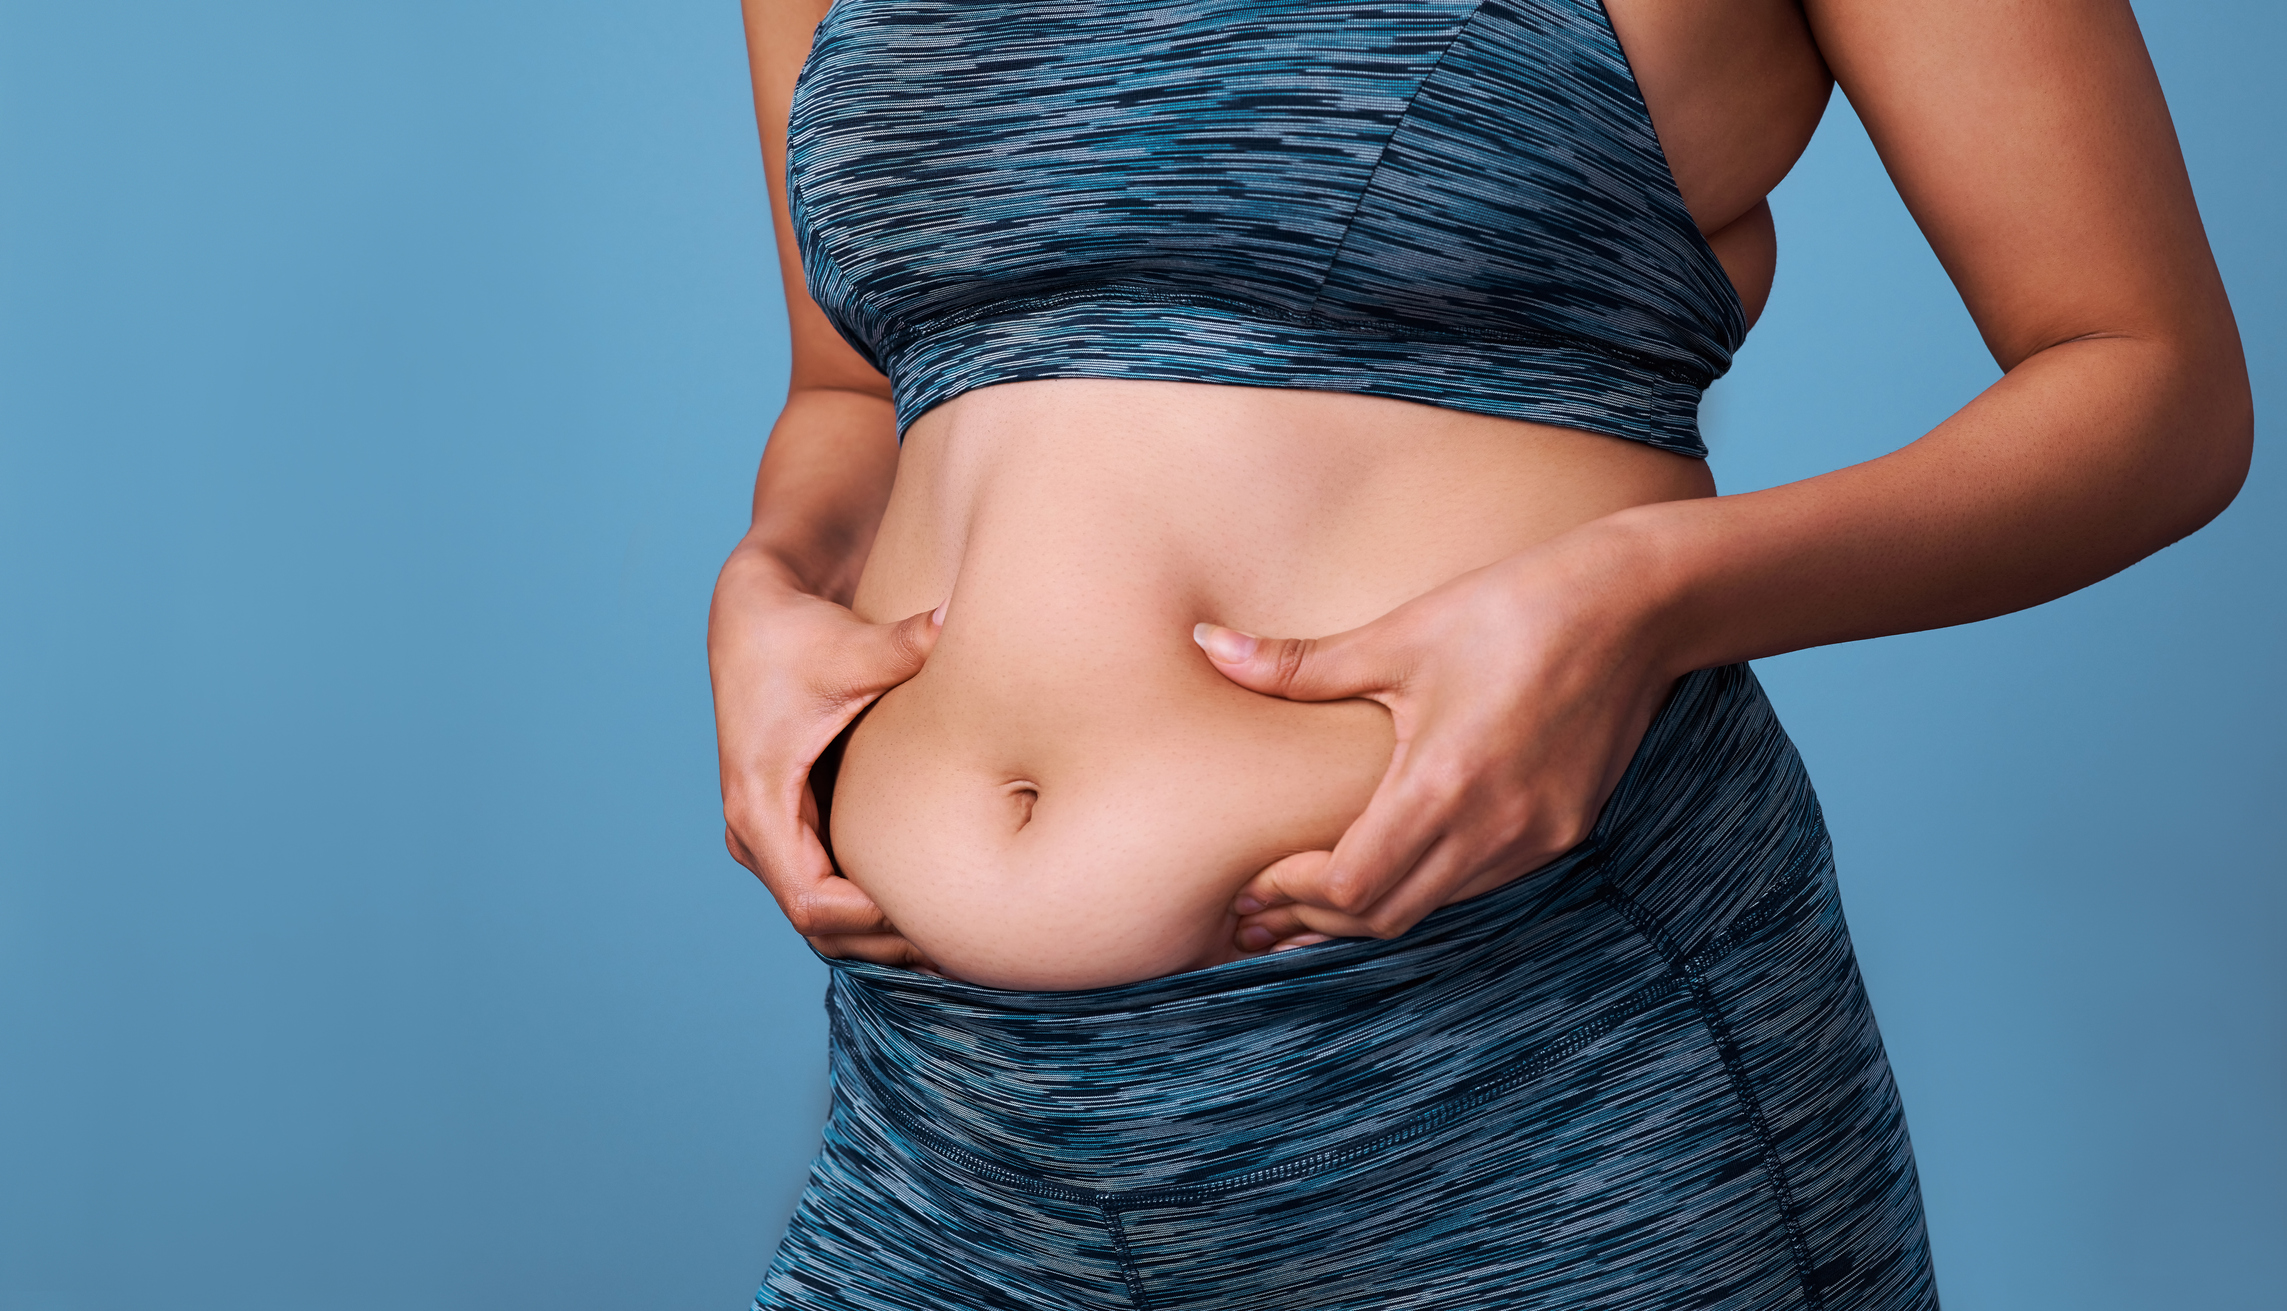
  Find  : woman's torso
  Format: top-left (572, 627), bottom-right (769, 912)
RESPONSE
top-left (810, 0), bottom-right (1832, 989)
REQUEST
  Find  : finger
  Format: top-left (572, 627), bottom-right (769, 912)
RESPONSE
top-left (1295, 766), bottom-right (1449, 924)
top-left (1336, 771), bottom-right (1601, 933)
top-left (785, 872), bottom-right (897, 938)
top-left (1235, 904), bottom-right (1309, 950)
top-left (1232, 850), bottom-right (1326, 915)
top-left (732, 806), bottom-right (897, 940)
top-left (1269, 933), bottom-right (1333, 952)
top-left (1235, 902), bottom-right (1371, 950)
top-left (1243, 899), bottom-right (1380, 944)
top-left (830, 603), bottom-right (947, 708)
top-left (1335, 832), bottom-right (1483, 939)
top-left (807, 931), bottom-right (938, 971)
top-left (1237, 829), bottom-right (1500, 945)
top-left (1192, 621), bottom-right (1398, 703)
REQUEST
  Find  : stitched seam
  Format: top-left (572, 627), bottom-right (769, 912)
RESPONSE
top-left (1692, 976), bottom-right (1827, 1311)
top-left (1676, 833), bottom-right (1833, 977)
top-left (1099, 1202), bottom-right (1152, 1311)
top-left (1599, 870), bottom-right (1831, 1311)
top-left (1298, 0), bottom-right (1490, 312)
top-left (1578, 0), bottom-right (1748, 340)
top-left (1596, 829), bottom-right (1829, 966)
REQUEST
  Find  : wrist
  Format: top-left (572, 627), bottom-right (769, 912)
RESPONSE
top-left (719, 532), bottom-right (843, 606)
top-left (1552, 500), bottom-right (1709, 682)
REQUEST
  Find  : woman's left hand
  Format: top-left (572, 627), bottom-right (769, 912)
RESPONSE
top-left (1197, 522), bottom-right (1684, 952)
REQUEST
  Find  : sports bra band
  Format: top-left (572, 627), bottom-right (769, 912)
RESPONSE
top-left (788, 0), bottom-right (1746, 455)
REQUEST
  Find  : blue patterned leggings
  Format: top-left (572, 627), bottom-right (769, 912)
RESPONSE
top-left (757, 666), bottom-right (1939, 1310)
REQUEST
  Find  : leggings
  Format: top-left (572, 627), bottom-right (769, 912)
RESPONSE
top-left (756, 666), bottom-right (1939, 1310)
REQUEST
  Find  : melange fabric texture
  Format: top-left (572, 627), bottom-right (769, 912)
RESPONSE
top-left (785, 0), bottom-right (1747, 453)
top-left (757, 667), bottom-right (1939, 1310)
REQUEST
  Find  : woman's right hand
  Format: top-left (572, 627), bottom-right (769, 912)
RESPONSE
top-left (708, 544), bottom-right (943, 967)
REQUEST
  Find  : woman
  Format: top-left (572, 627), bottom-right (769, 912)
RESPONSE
top-left (712, 0), bottom-right (2250, 1304)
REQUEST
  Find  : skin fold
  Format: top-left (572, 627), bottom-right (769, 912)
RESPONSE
top-left (710, 0), bottom-right (2250, 987)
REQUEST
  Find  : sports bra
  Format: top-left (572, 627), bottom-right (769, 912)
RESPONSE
top-left (786, 0), bottom-right (1747, 456)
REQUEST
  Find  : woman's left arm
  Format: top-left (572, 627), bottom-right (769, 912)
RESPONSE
top-left (1208, 0), bottom-right (2252, 950)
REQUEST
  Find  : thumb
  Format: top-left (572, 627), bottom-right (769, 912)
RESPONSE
top-left (840, 601), bottom-right (945, 701)
top-left (1192, 621), bottom-right (1392, 703)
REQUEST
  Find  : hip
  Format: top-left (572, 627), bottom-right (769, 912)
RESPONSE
top-left (765, 667), bottom-right (1939, 1310)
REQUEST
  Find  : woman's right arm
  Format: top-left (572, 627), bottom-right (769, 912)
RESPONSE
top-left (710, 0), bottom-right (940, 967)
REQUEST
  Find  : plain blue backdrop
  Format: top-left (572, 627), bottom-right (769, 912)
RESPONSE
top-left (0, 2), bottom-right (2277, 1307)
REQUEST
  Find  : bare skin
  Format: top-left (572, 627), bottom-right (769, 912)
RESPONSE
top-left (710, 0), bottom-right (2250, 987)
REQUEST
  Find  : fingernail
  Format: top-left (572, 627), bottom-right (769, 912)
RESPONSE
top-left (1234, 894), bottom-right (1264, 914)
top-left (1272, 934), bottom-right (1332, 952)
top-left (1238, 925), bottom-right (1274, 951)
top-left (1193, 623), bottom-right (1258, 664)
top-left (931, 599), bottom-right (948, 627)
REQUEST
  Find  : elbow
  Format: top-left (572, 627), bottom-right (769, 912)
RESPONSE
top-left (2191, 426), bottom-right (2253, 533)
top-left (2111, 316), bottom-right (2255, 547)
top-left (2165, 368), bottom-right (2255, 542)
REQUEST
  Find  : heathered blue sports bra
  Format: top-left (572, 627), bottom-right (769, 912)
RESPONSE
top-left (786, 0), bottom-right (1747, 456)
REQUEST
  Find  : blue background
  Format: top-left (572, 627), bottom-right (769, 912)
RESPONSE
top-left (0, 2), bottom-right (2277, 1307)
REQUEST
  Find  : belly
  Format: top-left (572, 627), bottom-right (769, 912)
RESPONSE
top-left (831, 379), bottom-right (1712, 990)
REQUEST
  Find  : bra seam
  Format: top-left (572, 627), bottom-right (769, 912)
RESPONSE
top-left (786, 161), bottom-right (889, 376)
top-left (1297, 0), bottom-right (1491, 315)
top-left (1577, 0), bottom-right (1749, 341)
